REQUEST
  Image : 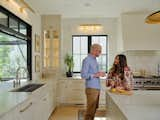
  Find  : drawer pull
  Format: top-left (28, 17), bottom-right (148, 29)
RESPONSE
top-left (20, 102), bottom-right (32, 112)
top-left (43, 98), bottom-right (47, 101)
top-left (72, 89), bottom-right (82, 91)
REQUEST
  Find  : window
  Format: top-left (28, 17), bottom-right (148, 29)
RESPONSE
top-left (0, 32), bottom-right (27, 80)
top-left (9, 17), bottom-right (18, 32)
top-left (72, 35), bottom-right (108, 73)
top-left (0, 12), bottom-right (8, 27)
top-left (0, 6), bottom-right (32, 81)
top-left (19, 22), bottom-right (27, 35)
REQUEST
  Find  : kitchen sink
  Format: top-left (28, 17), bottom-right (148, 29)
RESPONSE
top-left (10, 83), bottom-right (44, 92)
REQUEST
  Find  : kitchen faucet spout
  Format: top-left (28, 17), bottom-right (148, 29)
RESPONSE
top-left (158, 64), bottom-right (160, 76)
top-left (13, 67), bottom-right (28, 87)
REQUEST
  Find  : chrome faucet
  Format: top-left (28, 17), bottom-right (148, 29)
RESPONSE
top-left (158, 64), bottom-right (160, 76)
top-left (13, 67), bottom-right (29, 87)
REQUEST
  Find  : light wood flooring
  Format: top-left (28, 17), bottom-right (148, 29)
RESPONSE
top-left (49, 105), bottom-right (106, 120)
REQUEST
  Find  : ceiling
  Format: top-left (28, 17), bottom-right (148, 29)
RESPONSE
top-left (25, 0), bottom-right (160, 18)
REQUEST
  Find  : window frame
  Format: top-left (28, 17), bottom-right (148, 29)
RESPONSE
top-left (72, 35), bottom-right (108, 73)
top-left (0, 6), bottom-right (32, 81)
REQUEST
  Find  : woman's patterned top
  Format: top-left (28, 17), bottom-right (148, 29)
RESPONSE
top-left (106, 66), bottom-right (134, 90)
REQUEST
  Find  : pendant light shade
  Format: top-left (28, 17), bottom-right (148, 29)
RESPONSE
top-left (146, 11), bottom-right (160, 24)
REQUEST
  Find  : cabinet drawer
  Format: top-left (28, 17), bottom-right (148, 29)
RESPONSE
top-left (69, 92), bottom-right (85, 98)
top-left (70, 83), bottom-right (85, 88)
top-left (71, 88), bottom-right (85, 91)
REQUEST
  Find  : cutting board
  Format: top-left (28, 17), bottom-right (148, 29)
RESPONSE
top-left (109, 89), bottom-right (133, 95)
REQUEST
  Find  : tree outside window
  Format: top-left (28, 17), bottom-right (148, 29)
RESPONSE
top-left (72, 35), bottom-right (108, 73)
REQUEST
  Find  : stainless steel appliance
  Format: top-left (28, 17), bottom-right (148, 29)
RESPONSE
top-left (133, 76), bottom-right (160, 90)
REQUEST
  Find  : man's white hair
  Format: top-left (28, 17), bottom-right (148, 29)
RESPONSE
top-left (90, 44), bottom-right (102, 52)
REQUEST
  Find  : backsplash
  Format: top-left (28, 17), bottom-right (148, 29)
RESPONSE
top-left (124, 50), bottom-right (160, 76)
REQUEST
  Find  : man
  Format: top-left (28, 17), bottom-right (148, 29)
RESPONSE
top-left (81, 44), bottom-right (105, 120)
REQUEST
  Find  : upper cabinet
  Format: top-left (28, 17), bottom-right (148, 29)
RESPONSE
top-left (42, 15), bottom-right (61, 70)
top-left (43, 30), bottom-right (59, 68)
top-left (120, 12), bottom-right (160, 51)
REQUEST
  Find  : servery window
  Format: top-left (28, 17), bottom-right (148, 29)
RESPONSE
top-left (0, 6), bottom-right (32, 81)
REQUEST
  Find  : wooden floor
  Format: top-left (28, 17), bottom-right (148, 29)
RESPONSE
top-left (49, 105), bottom-right (106, 120)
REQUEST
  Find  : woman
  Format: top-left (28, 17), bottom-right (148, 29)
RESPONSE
top-left (106, 54), bottom-right (133, 91)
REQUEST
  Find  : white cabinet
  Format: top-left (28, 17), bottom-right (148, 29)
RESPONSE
top-left (99, 80), bottom-right (106, 105)
top-left (57, 80), bottom-right (86, 104)
top-left (43, 30), bottom-right (60, 68)
top-left (16, 98), bottom-right (34, 120)
top-left (0, 109), bottom-right (17, 120)
top-left (41, 94), bottom-right (50, 120)
top-left (34, 93), bottom-right (50, 120)
top-left (57, 80), bottom-right (68, 104)
top-left (48, 84), bottom-right (56, 113)
top-left (66, 80), bottom-right (86, 104)
top-left (33, 82), bottom-right (56, 120)
top-left (121, 13), bottom-right (160, 50)
top-left (57, 79), bottom-right (106, 105)
top-left (42, 15), bottom-right (61, 69)
top-left (0, 80), bottom-right (57, 120)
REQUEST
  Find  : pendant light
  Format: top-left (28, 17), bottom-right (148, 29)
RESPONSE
top-left (145, 11), bottom-right (160, 24)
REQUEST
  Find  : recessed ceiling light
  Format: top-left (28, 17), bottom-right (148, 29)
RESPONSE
top-left (84, 3), bottom-right (91, 7)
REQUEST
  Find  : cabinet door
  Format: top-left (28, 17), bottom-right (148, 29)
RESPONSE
top-left (48, 86), bottom-right (56, 113)
top-left (99, 80), bottom-right (106, 105)
top-left (66, 81), bottom-right (86, 104)
top-left (42, 94), bottom-right (50, 119)
top-left (43, 30), bottom-right (60, 68)
top-left (33, 99), bottom-right (43, 120)
top-left (0, 109), bottom-right (17, 120)
top-left (57, 80), bottom-right (69, 103)
top-left (16, 99), bottom-right (34, 120)
top-left (34, 94), bottom-right (50, 120)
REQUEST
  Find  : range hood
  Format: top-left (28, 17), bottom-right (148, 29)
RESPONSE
top-left (145, 11), bottom-right (160, 24)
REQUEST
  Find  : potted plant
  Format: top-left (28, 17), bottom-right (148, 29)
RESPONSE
top-left (64, 53), bottom-right (74, 77)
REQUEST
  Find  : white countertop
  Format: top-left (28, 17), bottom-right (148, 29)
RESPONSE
top-left (0, 79), bottom-right (47, 118)
top-left (0, 92), bottom-right (30, 117)
top-left (106, 90), bottom-right (160, 120)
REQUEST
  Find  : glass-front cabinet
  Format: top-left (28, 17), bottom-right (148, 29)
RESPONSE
top-left (43, 30), bottom-right (59, 69)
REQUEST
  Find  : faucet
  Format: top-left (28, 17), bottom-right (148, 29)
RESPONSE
top-left (13, 67), bottom-right (29, 87)
top-left (158, 64), bottom-right (160, 76)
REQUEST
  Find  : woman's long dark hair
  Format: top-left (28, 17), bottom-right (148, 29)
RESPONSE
top-left (110, 54), bottom-right (128, 80)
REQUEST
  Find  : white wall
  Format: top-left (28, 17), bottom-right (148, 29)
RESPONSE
top-left (116, 12), bottom-right (160, 75)
top-left (121, 12), bottom-right (160, 50)
top-left (61, 17), bottom-right (119, 74)
top-left (0, 1), bottom-right (41, 81)
top-left (41, 15), bottom-right (61, 75)
top-left (117, 18), bottom-right (123, 52)
top-left (124, 51), bottom-right (160, 76)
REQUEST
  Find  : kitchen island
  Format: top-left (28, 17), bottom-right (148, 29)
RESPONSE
top-left (106, 90), bottom-right (160, 120)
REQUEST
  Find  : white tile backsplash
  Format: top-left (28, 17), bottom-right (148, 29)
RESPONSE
top-left (125, 51), bottom-right (160, 75)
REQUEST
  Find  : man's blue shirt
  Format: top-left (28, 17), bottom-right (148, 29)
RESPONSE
top-left (81, 54), bottom-right (101, 89)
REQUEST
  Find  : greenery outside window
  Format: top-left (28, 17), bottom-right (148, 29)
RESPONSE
top-left (72, 35), bottom-right (108, 73)
top-left (0, 6), bottom-right (32, 81)
top-left (0, 11), bottom-right (8, 27)
top-left (0, 32), bottom-right (27, 80)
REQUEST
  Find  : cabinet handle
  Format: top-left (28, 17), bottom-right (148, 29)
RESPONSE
top-left (72, 88), bottom-right (81, 91)
top-left (20, 102), bottom-right (32, 113)
top-left (43, 98), bottom-right (47, 101)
